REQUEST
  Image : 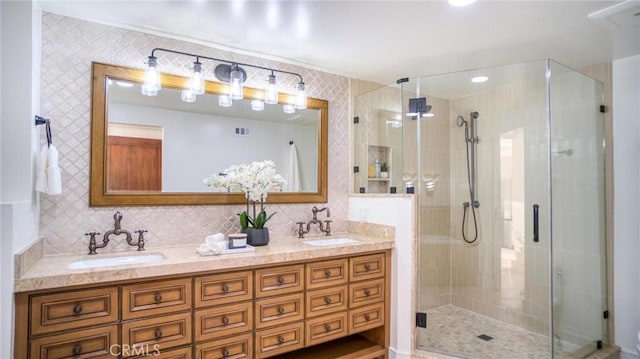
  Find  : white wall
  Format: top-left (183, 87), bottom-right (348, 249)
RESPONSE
top-left (612, 54), bottom-right (640, 359)
top-left (348, 195), bottom-right (416, 359)
top-left (0, 2), bottom-right (42, 358)
top-left (110, 104), bottom-right (317, 192)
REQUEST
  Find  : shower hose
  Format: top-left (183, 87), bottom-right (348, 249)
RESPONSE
top-left (462, 124), bottom-right (479, 244)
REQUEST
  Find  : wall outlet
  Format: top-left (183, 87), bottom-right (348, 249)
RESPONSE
top-left (416, 312), bottom-right (427, 328)
top-left (359, 206), bottom-right (368, 222)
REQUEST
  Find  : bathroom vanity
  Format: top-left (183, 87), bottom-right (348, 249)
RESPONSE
top-left (14, 236), bottom-right (392, 359)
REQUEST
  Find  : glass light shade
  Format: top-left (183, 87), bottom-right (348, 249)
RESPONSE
top-left (251, 100), bottom-right (265, 111)
top-left (190, 61), bottom-right (205, 95)
top-left (230, 65), bottom-right (244, 100)
top-left (181, 89), bottom-right (196, 103)
top-left (265, 74), bottom-right (278, 105)
top-left (295, 81), bottom-right (307, 109)
top-left (283, 104), bottom-right (296, 114)
top-left (142, 56), bottom-right (160, 96)
top-left (218, 94), bottom-right (232, 107)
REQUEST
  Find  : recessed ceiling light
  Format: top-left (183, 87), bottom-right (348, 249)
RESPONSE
top-left (449, 0), bottom-right (477, 7)
top-left (471, 76), bottom-right (488, 83)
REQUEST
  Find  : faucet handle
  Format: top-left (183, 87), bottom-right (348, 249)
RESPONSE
top-left (323, 220), bottom-right (332, 236)
top-left (296, 222), bottom-right (306, 238)
top-left (134, 230), bottom-right (147, 251)
top-left (85, 232), bottom-right (101, 255)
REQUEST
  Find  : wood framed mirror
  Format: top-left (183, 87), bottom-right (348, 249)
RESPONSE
top-left (90, 62), bottom-right (328, 206)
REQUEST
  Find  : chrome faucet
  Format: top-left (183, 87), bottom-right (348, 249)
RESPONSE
top-left (86, 211), bottom-right (146, 254)
top-left (297, 206), bottom-right (331, 238)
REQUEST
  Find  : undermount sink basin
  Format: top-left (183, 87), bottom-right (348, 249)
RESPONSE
top-left (303, 238), bottom-right (361, 246)
top-left (68, 253), bottom-right (166, 269)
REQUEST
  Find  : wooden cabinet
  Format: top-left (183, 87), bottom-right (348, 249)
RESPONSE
top-left (16, 250), bottom-right (391, 359)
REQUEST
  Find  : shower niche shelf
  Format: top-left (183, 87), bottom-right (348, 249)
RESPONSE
top-left (366, 145), bottom-right (391, 193)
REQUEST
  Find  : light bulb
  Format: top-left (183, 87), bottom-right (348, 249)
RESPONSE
top-left (251, 100), bottom-right (265, 111)
top-left (142, 56), bottom-right (160, 96)
top-left (190, 61), bottom-right (205, 95)
top-left (229, 65), bottom-right (244, 100)
top-left (283, 104), bottom-right (296, 114)
top-left (219, 94), bottom-right (232, 107)
top-left (181, 89), bottom-right (196, 103)
top-left (295, 81), bottom-right (307, 109)
top-left (265, 74), bottom-right (278, 105)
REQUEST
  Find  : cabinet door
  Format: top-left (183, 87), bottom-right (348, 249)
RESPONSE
top-left (255, 293), bottom-right (304, 329)
top-left (195, 271), bottom-right (252, 308)
top-left (195, 333), bottom-right (252, 359)
top-left (30, 287), bottom-right (118, 336)
top-left (255, 322), bottom-right (304, 359)
top-left (305, 285), bottom-right (348, 318)
top-left (305, 258), bottom-right (348, 290)
top-left (348, 303), bottom-right (385, 334)
top-left (305, 312), bottom-right (348, 347)
top-left (122, 278), bottom-right (192, 319)
top-left (122, 312), bottom-right (192, 357)
top-left (350, 253), bottom-right (385, 282)
top-left (30, 325), bottom-right (117, 359)
top-left (349, 278), bottom-right (385, 308)
top-left (195, 302), bottom-right (253, 342)
top-left (255, 265), bottom-right (304, 298)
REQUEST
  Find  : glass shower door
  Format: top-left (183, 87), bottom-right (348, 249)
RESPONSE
top-left (549, 60), bottom-right (607, 357)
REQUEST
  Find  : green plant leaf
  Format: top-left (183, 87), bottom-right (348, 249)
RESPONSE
top-left (239, 211), bottom-right (249, 230)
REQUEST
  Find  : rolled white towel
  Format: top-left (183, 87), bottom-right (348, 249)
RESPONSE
top-left (35, 145), bottom-right (48, 193)
top-left (196, 233), bottom-right (227, 256)
top-left (205, 233), bottom-right (225, 245)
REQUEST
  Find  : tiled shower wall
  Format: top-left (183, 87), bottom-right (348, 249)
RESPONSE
top-left (39, 13), bottom-right (350, 255)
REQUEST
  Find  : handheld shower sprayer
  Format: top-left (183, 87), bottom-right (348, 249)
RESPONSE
top-left (457, 111), bottom-right (480, 244)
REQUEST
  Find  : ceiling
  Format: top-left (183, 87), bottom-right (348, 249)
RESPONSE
top-left (38, 0), bottom-right (640, 85)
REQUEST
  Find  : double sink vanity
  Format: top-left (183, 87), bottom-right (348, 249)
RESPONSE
top-left (14, 234), bottom-right (393, 359)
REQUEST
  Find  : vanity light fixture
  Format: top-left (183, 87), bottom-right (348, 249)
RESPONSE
top-left (142, 47), bottom-right (307, 113)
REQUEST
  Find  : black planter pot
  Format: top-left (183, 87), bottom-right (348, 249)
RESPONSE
top-left (241, 228), bottom-right (270, 246)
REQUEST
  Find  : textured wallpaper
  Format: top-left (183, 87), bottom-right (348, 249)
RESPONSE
top-left (39, 13), bottom-right (350, 255)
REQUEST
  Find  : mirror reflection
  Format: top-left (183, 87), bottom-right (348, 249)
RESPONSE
top-left (90, 62), bottom-right (328, 206)
top-left (107, 80), bottom-right (319, 193)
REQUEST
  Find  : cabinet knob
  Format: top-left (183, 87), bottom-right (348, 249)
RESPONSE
top-left (278, 306), bottom-right (285, 314)
top-left (277, 276), bottom-right (285, 284)
top-left (364, 289), bottom-right (371, 296)
top-left (154, 293), bottom-right (162, 302)
top-left (324, 269), bottom-right (331, 277)
top-left (364, 263), bottom-right (372, 271)
top-left (154, 329), bottom-right (163, 339)
top-left (324, 324), bottom-right (332, 332)
top-left (222, 316), bottom-right (229, 325)
top-left (73, 344), bottom-right (82, 355)
top-left (364, 314), bottom-right (372, 321)
top-left (72, 304), bottom-right (83, 315)
top-left (221, 284), bottom-right (229, 293)
top-left (222, 349), bottom-right (229, 358)
top-left (277, 335), bottom-right (285, 344)
top-left (324, 296), bottom-right (332, 305)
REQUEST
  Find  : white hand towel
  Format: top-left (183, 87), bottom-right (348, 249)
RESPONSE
top-left (46, 144), bottom-right (62, 195)
top-left (285, 144), bottom-right (301, 192)
top-left (205, 233), bottom-right (225, 245)
top-left (35, 145), bottom-right (48, 193)
top-left (196, 238), bottom-right (227, 256)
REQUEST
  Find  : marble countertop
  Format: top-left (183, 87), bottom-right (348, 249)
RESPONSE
top-left (15, 234), bottom-right (394, 292)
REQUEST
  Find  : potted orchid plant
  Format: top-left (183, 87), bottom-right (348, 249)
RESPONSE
top-left (204, 160), bottom-right (286, 246)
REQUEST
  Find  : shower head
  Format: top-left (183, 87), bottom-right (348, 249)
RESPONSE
top-left (456, 115), bottom-right (466, 127)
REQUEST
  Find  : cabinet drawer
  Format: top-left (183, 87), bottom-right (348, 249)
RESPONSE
top-left (122, 311), bottom-right (192, 356)
top-left (305, 258), bottom-right (348, 289)
top-left (195, 270), bottom-right (252, 308)
top-left (123, 278), bottom-right (192, 319)
top-left (255, 264), bottom-right (304, 298)
top-left (255, 321), bottom-right (304, 359)
top-left (305, 312), bottom-right (348, 347)
top-left (255, 292), bottom-right (304, 329)
top-left (195, 333), bottom-right (252, 359)
top-left (30, 325), bottom-right (117, 359)
top-left (349, 278), bottom-right (384, 308)
top-left (350, 253), bottom-right (385, 281)
top-left (195, 302), bottom-right (253, 342)
top-left (133, 346), bottom-right (192, 359)
top-left (30, 287), bottom-right (118, 336)
top-left (305, 285), bottom-right (348, 318)
top-left (348, 303), bottom-right (385, 334)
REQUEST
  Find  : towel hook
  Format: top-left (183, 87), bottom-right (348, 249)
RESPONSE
top-left (289, 140), bottom-right (294, 145)
top-left (34, 115), bottom-right (52, 147)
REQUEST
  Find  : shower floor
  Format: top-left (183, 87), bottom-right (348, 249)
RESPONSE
top-left (415, 305), bottom-right (556, 359)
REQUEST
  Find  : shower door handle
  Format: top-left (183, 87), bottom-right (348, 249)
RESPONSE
top-left (532, 204), bottom-right (539, 243)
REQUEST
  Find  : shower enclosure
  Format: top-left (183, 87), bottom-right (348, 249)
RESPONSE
top-left (353, 59), bottom-right (607, 358)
